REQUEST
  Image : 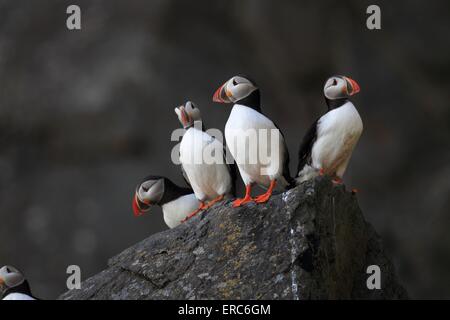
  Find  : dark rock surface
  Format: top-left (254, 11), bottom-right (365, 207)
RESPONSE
top-left (60, 177), bottom-right (407, 300)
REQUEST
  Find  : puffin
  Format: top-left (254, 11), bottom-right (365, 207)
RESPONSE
top-left (132, 175), bottom-right (200, 228)
top-left (175, 101), bottom-right (235, 220)
top-left (213, 75), bottom-right (293, 207)
top-left (0, 265), bottom-right (38, 300)
top-left (296, 75), bottom-right (363, 184)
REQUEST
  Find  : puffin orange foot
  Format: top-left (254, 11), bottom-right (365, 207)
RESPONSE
top-left (181, 209), bottom-right (200, 223)
top-left (319, 168), bottom-right (325, 176)
top-left (254, 180), bottom-right (276, 204)
top-left (332, 178), bottom-right (343, 185)
top-left (351, 188), bottom-right (359, 194)
top-left (232, 196), bottom-right (253, 207)
top-left (204, 195), bottom-right (224, 209)
top-left (233, 185), bottom-right (253, 207)
top-left (181, 202), bottom-right (207, 223)
top-left (254, 193), bottom-right (272, 203)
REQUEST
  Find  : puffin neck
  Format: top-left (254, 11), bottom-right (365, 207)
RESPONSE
top-left (158, 179), bottom-right (192, 205)
top-left (236, 89), bottom-right (261, 112)
top-left (325, 97), bottom-right (348, 111)
top-left (2, 280), bottom-right (33, 299)
top-left (184, 120), bottom-right (205, 131)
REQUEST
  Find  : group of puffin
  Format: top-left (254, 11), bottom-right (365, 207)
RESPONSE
top-left (133, 74), bottom-right (363, 228)
top-left (0, 74), bottom-right (362, 300)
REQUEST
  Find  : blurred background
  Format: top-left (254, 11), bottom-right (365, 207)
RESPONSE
top-left (0, 0), bottom-right (448, 299)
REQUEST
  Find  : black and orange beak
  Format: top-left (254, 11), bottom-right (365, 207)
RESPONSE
top-left (132, 193), bottom-right (151, 217)
top-left (344, 76), bottom-right (361, 96)
top-left (213, 81), bottom-right (232, 103)
top-left (178, 105), bottom-right (192, 127)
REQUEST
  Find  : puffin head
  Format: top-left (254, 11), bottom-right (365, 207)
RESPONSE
top-left (324, 75), bottom-right (360, 101)
top-left (132, 176), bottom-right (166, 217)
top-left (0, 265), bottom-right (26, 291)
top-left (213, 75), bottom-right (259, 104)
top-left (174, 101), bottom-right (201, 129)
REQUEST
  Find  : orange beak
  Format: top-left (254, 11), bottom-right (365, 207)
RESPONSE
top-left (178, 106), bottom-right (192, 128)
top-left (213, 82), bottom-right (232, 103)
top-left (132, 194), bottom-right (151, 217)
top-left (132, 194), bottom-right (142, 216)
top-left (344, 77), bottom-right (360, 96)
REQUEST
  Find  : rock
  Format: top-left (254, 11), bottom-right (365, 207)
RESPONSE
top-left (59, 177), bottom-right (407, 300)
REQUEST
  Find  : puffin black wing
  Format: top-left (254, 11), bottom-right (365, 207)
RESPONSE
top-left (297, 118), bottom-right (319, 174)
top-left (272, 120), bottom-right (294, 188)
top-left (223, 145), bottom-right (237, 197)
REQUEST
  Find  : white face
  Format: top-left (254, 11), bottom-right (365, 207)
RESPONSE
top-left (0, 265), bottom-right (25, 288)
top-left (213, 75), bottom-right (258, 103)
top-left (137, 179), bottom-right (165, 204)
top-left (174, 101), bottom-right (201, 128)
top-left (324, 76), bottom-right (348, 100)
top-left (323, 75), bottom-right (360, 100)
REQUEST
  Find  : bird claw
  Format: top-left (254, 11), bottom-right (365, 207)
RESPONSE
top-left (232, 197), bottom-right (253, 207)
top-left (181, 213), bottom-right (197, 223)
top-left (181, 206), bottom-right (204, 223)
top-left (254, 193), bottom-right (271, 203)
top-left (181, 214), bottom-right (195, 223)
top-left (255, 195), bottom-right (270, 203)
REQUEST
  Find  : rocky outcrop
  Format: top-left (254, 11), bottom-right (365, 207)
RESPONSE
top-left (60, 177), bottom-right (407, 300)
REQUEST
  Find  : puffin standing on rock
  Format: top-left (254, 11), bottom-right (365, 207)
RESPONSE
top-left (132, 175), bottom-right (199, 228)
top-left (213, 75), bottom-right (293, 207)
top-left (296, 75), bottom-right (363, 185)
top-left (0, 265), bottom-right (38, 300)
top-left (175, 101), bottom-right (235, 220)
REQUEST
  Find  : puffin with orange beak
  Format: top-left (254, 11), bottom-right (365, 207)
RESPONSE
top-left (296, 75), bottom-right (363, 184)
top-left (0, 265), bottom-right (37, 300)
top-left (175, 101), bottom-right (235, 221)
top-left (132, 175), bottom-right (199, 228)
top-left (213, 75), bottom-right (293, 207)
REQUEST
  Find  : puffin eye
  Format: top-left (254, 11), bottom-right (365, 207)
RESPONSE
top-left (232, 79), bottom-right (238, 86)
top-left (141, 181), bottom-right (154, 192)
top-left (332, 79), bottom-right (337, 86)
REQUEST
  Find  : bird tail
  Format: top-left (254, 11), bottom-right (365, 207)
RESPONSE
top-left (295, 165), bottom-right (318, 185)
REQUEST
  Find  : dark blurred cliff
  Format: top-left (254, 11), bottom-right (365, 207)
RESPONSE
top-left (0, 0), bottom-right (449, 299)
